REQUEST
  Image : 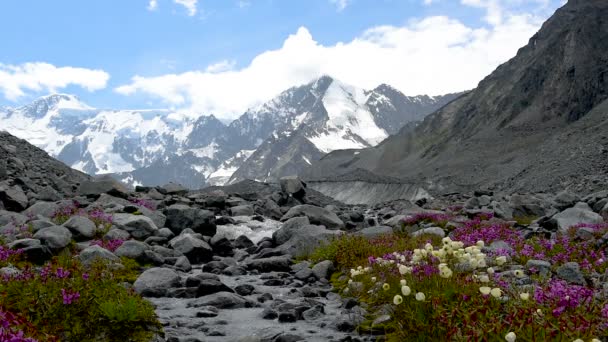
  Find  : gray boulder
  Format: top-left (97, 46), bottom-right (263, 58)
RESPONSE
top-left (114, 240), bottom-right (150, 261)
top-left (79, 245), bottom-right (120, 266)
top-left (23, 201), bottom-right (59, 219)
top-left (133, 267), bottom-right (181, 297)
top-left (157, 183), bottom-right (188, 196)
top-left (113, 213), bottom-right (158, 240)
top-left (187, 292), bottom-right (255, 309)
top-left (553, 191), bottom-right (580, 210)
top-left (169, 234), bottom-right (213, 264)
top-left (33, 226), bottom-right (72, 250)
top-left (78, 178), bottom-right (129, 199)
top-left (273, 217), bottom-right (310, 245)
top-left (230, 205), bottom-right (255, 217)
top-left (276, 225), bottom-right (342, 257)
top-left (0, 185), bottom-right (28, 212)
top-left (63, 216), bottom-right (96, 241)
top-left (281, 205), bottom-right (343, 229)
top-left (104, 228), bottom-right (131, 241)
top-left (245, 256), bottom-right (292, 273)
top-left (550, 203), bottom-right (603, 233)
top-left (280, 176), bottom-right (306, 197)
top-left (312, 260), bottom-right (335, 280)
top-left (164, 204), bottom-right (216, 236)
top-left (556, 262), bottom-right (585, 285)
top-left (411, 227), bottom-right (446, 238)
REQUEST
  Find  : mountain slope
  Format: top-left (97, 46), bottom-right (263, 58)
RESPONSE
top-left (229, 76), bottom-right (462, 183)
top-left (307, 0), bottom-right (608, 195)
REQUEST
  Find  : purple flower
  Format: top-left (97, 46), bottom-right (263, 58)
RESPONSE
top-left (54, 268), bottom-right (70, 279)
top-left (61, 289), bottom-right (80, 305)
top-left (82, 273), bottom-right (89, 281)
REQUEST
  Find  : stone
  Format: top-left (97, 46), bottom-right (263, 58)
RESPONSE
top-left (280, 205), bottom-right (344, 229)
top-left (600, 203), bottom-right (608, 220)
top-left (79, 245), bottom-right (120, 266)
top-left (294, 268), bottom-right (315, 281)
top-left (278, 311), bottom-right (297, 323)
top-left (234, 235), bottom-right (255, 249)
top-left (0, 185), bottom-right (28, 212)
top-left (312, 260), bottom-right (335, 280)
top-left (133, 267), bottom-right (182, 297)
top-left (484, 240), bottom-right (515, 256)
top-left (556, 262), bottom-right (586, 285)
top-left (210, 236), bottom-right (234, 257)
top-left (550, 204), bottom-right (603, 233)
top-left (33, 225), bottom-right (72, 250)
top-left (279, 176), bottom-right (306, 198)
top-left (114, 240), bottom-right (150, 261)
top-left (157, 183), bottom-right (188, 196)
top-left (261, 308), bottom-right (278, 320)
top-left (273, 217), bottom-right (310, 245)
top-left (23, 201), bottom-right (59, 219)
top-left (112, 213), bottom-right (159, 240)
top-left (197, 279), bottom-right (234, 297)
top-left (230, 205), bottom-right (255, 217)
top-left (104, 228), bottom-right (131, 241)
top-left (411, 227), bottom-right (446, 238)
top-left (234, 284), bottom-right (255, 296)
top-left (29, 219), bottom-right (54, 232)
top-left (19, 244), bottom-right (53, 264)
top-left (37, 186), bottom-right (61, 201)
top-left (553, 191), bottom-right (580, 210)
top-left (275, 224), bottom-right (342, 257)
top-left (196, 306), bottom-right (219, 318)
top-left (156, 228), bottom-right (175, 239)
top-left (302, 305), bottom-right (324, 321)
top-left (187, 292), bottom-right (255, 309)
top-left (63, 216), bottom-right (96, 241)
top-left (164, 204), bottom-right (216, 236)
top-left (525, 259), bottom-right (552, 277)
top-left (245, 256), bottom-right (292, 273)
top-left (174, 255), bottom-right (192, 272)
top-left (78, 178), bottom-right (129, 199)
top-left (169, 234), bottom-right (213, 264)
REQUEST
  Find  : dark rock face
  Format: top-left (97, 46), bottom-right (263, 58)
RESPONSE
top-left (308, 0), bottom-right (608, 196)
top-left (164, 204), bottom-right (217, 236)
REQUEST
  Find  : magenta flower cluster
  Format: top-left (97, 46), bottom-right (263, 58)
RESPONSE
top-left (534, 279), bottom-right (594, 317)
top-left (0, 247), bottom-right (21, 263)
top-left (0, 309), bottom-right (37, 342)
top-left (90, 239), bottom-right (125, 252)
top-left (129, 198), bottom-right (156, 211)
top-left (60, 289), bottom-right (80, 305)
top-left (452, 219), bottom-right (524, 249)
top-left (403, 212), bottom-right (453, 226)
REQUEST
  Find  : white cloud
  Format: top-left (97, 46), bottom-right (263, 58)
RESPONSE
top-left (174, 0), bottom-right (198, 16)
top-left (238, 1), bottom-right (251, 9)
top-left (116, 3), bottom-right (562, 119)
top-left (330, 0), bottom-right (351, 12)
top-left (147, 0), bottom-right (158, 11)
top-left (205, 60), bottom-right (236, 73)
top-left (0, 62), bottom-right (109, 101)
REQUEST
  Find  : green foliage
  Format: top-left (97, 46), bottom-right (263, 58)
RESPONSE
top-left (513, 215), bottom-right (538, 225)
top-left (0, 255), bottom-right (161, 342)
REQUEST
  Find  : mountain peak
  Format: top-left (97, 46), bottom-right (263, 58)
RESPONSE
top-left (34, 93), bottom-right (93, 111)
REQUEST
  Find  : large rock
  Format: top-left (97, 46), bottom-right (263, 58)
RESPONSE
top-left (79, 245), bottom-right (120, 266)
top-left (187, 292), bottom-right (255, 309)
top-left (196, 279), bottom-right (234, 297)
top-left (281, 205), bottom-right (343, 229)
top-left (63, 216), bottom-right (96, 241)
top-left (245, 256), bottom-right (292, 273)
top-left (0, 185), bottom-right (28, 212)
top-left (157, 183), bottom-right (188, 195)
top-left (133, 267), bottom-right (182, 297)
top-left (112, 213), bottom-right (158, 240)
top-left (33, 226), bottom-right (72, 250)
top-left (556, 262), bottom-right (585, 285)
top-left (169, 234), bottom-right (213, 264)
top-left (312, 260), bottom-right (335, 280)
top-left (23, 201), bottom-right (59, 219)
top-left (164, 204), bottom-right (216, 236)
top-left (78, 178), bottom-right (129, 199)
top-left (276, 225), bottom-right (342, 257)
top-left (356, 226), bottom-right (394, 238)
top-left (600, 203), bottom-right (608, 220)
top-left (280, 176), bottom-right (306, 198)
top-left (550, 203), bottom-right (603, 233)
top-left (114, 240), bottom-right (150, 261)
top-left (553, 191), bottom-right (580, 210)
top-left (230, 205), bottom-right (255, 217)
top-left (273, 217), bottom-right (310, 245)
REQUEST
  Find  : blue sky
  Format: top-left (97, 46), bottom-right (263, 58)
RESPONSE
top-left (0, 0), bottom-right (565, 118)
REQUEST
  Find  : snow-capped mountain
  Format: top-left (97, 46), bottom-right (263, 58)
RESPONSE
top-left (227, 76), bottom-right (462, 184)
top-left (0, 77), bottom-right (462, 188)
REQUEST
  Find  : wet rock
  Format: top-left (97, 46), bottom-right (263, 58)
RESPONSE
top-left (273, 217), bottom-right (311, 245)
top-left (197, 279), bottom-right (234, 297)
top-left (234, 235), bottom-right (255, 249)
top-left (234, 284), bottom-right (256, 296)
top-left (278, 311), bottom-right (297, 323)
top-left (280, 176), bottom-right (306, 199)
top-left (274, 334), bottom-right (305, 342)
top-left (188, 292), bottom-right (255, 309)
top-left (261, 307), bottom-right (278, 320)
top-left (230, 205), bottom-right (255, 216)
top-left (174, 255), bottom-right (192, 272)
top-left (196, 306), bottom-right (219, 318)
top-left (210, 236), bottom-right (234, 257)
top-left (133, 267), bottom-right (181, 297)
top-left (245, 256), bottom-right (292, 273)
